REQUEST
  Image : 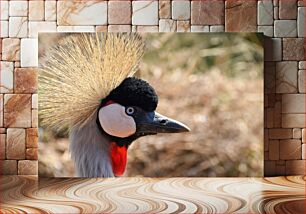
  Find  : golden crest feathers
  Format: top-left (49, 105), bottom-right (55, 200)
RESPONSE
top-left (39, 33), bottom-right (145, 131)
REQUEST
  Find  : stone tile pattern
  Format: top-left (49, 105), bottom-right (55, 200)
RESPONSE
top-left (0, 0), bottom-right (305, 176)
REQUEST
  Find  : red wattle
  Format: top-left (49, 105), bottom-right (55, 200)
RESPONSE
top-left (110, 142), bottom-right (127, 176)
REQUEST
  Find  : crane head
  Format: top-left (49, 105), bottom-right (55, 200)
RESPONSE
top-left (96, 77), bottom-right (190, 176)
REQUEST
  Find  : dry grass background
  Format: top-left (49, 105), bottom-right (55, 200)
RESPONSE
top-left (38, 33), bottom-right (263, 177)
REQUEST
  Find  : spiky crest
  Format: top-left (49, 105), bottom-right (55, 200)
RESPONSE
top-left (39, 33), bottom-right (144, 131)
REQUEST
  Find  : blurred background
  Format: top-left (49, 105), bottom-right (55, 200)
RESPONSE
top-left (38, 33), bottom-right (263, 177)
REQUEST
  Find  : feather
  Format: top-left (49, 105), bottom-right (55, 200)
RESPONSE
top-left (39, 33), bottom-right (145, 131)
top-left (69, 112), bottom-right (114, 177)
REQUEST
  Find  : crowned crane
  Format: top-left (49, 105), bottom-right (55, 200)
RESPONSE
top-left (39, 33), bottom-right (190, 177)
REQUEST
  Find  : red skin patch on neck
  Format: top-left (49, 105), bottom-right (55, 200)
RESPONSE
top-left (104, 101), bottom-right (127, 176)
top-left (105, 100), bottom-right (115, 106)
top-left (110, 142), bottom-right (127, 176)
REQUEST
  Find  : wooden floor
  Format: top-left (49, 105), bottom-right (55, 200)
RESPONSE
top-left (0, 176), bottom-right (305, 213)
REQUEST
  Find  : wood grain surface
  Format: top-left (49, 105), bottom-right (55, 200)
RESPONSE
top-left (0, 176), bottom-right (305, 213)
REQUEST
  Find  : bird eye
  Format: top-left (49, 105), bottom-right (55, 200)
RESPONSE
top-left (126, 107), bottom-right (135, 115)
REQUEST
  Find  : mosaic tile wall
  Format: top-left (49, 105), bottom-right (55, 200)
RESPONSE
top-left (0, 0), bottom-right (305, 176)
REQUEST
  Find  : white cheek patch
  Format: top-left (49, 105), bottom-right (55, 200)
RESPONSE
top-left (98, 103), bottom-right (136, 138)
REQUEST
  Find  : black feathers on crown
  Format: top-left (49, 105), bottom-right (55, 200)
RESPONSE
top-left (101, 77), bottom-right (158, 112)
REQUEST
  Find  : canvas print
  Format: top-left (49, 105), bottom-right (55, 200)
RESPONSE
top-left (38, 33), bottom-right (263, 178)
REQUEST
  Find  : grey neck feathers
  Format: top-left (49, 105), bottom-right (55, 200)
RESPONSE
top-left (69, 113), bottom-right (114, 178)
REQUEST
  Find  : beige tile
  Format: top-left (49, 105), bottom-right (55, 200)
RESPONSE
top-left (193, 0), bottom-right (224, 25)
top-left (32, 94), bottom-right (38, 109)
top-left (302, 144), bottom-right (306, 159)
top-left (283, 38), bottom-right (305, 61)
top-left (0, 61), bottom-right (14, 93)
top-left (26, 128), bottom-right (38, 148)
top-left (303, 129), bottom-right (306, 143)
top-left (20, 38), bottom-right (38, 67)
top-left (274, 6), bottom-right (279, 20)
top-left (225, 0), bottom-right (256, 32)
top-left (172, 1), bottom-right (190, 20)
top-left (18, 160), bottom-right (38, 175)
top-left (293, 128), bottom-right (302, 139)
top-left (282, 114), bottom-right (305, 128)
top-left (0, 1), bottom-right (9, 20)
top-left (159, 1), bottom-right (171, 19)
top-left (159, 19), bottom-right (176, 32)
top-left (257, 0), bottom-right (273, 25)
top-left (45, 1), bottom-right (56, 21)
top-left (274, 20), bottom-right (297, 37)
top-left (57, 1), bottom-right (107, 25)
top-left (2, 38), bottom-right (20, 61)
top-left (136, 26), bottom-right (159, 32)
top-left (6, 128), bottom-right (25, 159)
top-left (299, 61), bottom-right (306, 70)
top-left (14, 61), bottom-right (21, 68)
top-left (280, 139), bottom-right (302, 160)
top-left (4, 94), bottom-right (31, 128)
top-left (191, 25), bottom-right (209, 32)
top-left (9, 17), bottom-right (28, 38)
top-left (298, 0), bottom-right (305, 6)
top-left (29, 1), bottom-right (44, 21)
top-left (95, 26), bottom-right (108, 32)
top-left (108, 25), bottom-right (131, 32)
top-left (1, 21), bottom-right (9, 37)
top-left (132, 25), bottom-right (136, 32)
top-left (279, 0), bottom-right (297, 19)
top-left (282, 94), bottom-right (305, 113)
top-left (285, 160), bottom-right (305, 175)
top-left (132, 1), bottom-right (158, 25)
top-left (298, 70), bottom-right (305, 93)
top-left (108, 1), bottom-right (131, 24)
top-left (275, 1), bottom-right (280, 8)
top-left (32, 109), bottom-right (38, 128)
top-left (177, 21), bottom-right (190, 32)
top-left (9, 1), bottom-right (28, 16)
top-left (210, 25), bottom-right (225, 32)
top-left (298, 7), bottom-right (305, 37)
top-left (14, 68), bottom-right (38, 93)
top-left (0, 160), bottom-right (17, 175)
top-left (276, 61), bottom-right (298, 93)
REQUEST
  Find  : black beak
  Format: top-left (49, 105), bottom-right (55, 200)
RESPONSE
top-left (136, 112), bottom-right (190, 135)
